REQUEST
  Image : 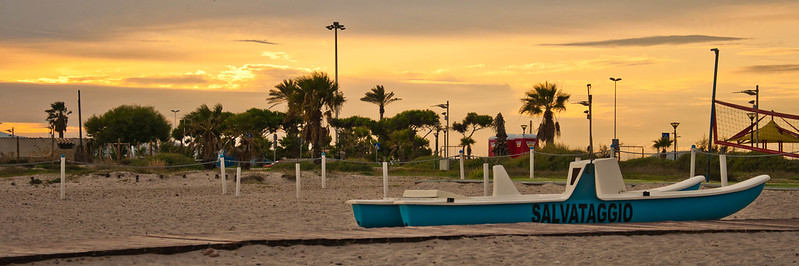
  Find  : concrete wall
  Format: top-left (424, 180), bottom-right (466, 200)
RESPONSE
top-left (0, 137), bottom-right (79, 161)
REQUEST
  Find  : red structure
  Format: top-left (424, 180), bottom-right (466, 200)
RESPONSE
top-left (488, 134), bottom-right (539, 158)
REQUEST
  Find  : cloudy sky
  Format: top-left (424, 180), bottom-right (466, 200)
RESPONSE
top-left (1, 0), bottom-right (798, 156)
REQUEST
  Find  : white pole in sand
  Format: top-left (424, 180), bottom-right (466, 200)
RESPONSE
top-left (529, 146), bottom-right (535, 179)
top-left (459, 150), bottom-right (465, 180)
top-left (383, 162), bottom-right (388, 199)
top-left (483, 163), bottom-right (489, 196)
top-left (235, 166), bottom-right (241, 197)
top-left (295, 163), bottom-right (301, 198)
top-left (60, 154), bottom-right (65, 200)
top-left (220, 155), bottom-right (226, 195)
top-left (321, 152), bottom-right (327, 189)
top-left (720, 154), bottom-right (728, 187)
top-left (690, 145), bottom-right (696, 178)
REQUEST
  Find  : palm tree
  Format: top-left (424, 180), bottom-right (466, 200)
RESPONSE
top-left (652, 137), bottom-right (673, 158)
top-left (519, 82), bottom-right (570, 146)
top-left (267, 72), bottom-right (345, 158)
top-left (45, 101), bottom-right (72, 138)
top-left (360, 85), bottom-right (401, 120)
top-left (183, 104), bottom-right (232, 167)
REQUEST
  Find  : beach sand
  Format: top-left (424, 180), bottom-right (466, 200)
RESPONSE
top-left (1, 169), bottom-right (798, 265)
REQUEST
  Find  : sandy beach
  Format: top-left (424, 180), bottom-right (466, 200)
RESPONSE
top-left (1, 169), bottom-right (798, 265)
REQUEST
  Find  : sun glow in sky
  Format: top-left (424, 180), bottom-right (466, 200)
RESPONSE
top-left (2, 0), bottom-right (799, 156)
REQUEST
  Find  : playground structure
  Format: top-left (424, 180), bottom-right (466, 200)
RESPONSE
top-left (714, 99), bottom-right (799, 158)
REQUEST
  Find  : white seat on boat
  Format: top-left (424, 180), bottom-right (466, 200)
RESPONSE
top-left (594, 158), bottom-right (627, 195)
top-left (564, 160), bottom-right (590, 196)
top-left (402, 189), bottom-right (467, 199)
top-left (492, 165), bottom-right (521, 196)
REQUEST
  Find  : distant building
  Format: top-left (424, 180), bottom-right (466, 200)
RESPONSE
top-left (0, 137), bottom-right (78, 161)
top-left (488, 134), bottom-right (538, 158)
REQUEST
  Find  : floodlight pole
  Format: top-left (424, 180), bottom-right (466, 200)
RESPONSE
top-left (755, 85), bottom-right (759, 148)
top-left (326, 21), bottom-right (345, 158)
top-left (588, 85), bottom-right (593, 160)
top-left (671, 122), bottom-right (680, 160)
top-left (609, 77), bottom-right (621, 139)
top-left (170, 110), bottom-right (180, 129)
top-left (708, 48), bottom-right (719, 181)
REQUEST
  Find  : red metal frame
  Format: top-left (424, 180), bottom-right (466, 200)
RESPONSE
top-left (714, 100), bottom-right (799, 158)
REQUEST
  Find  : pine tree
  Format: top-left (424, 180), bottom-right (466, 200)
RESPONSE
top-left (493, 113), bottom-right (510, 156)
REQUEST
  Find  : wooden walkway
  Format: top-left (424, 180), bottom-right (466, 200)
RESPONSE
top-left (2, 218), bottom-right (798, 264)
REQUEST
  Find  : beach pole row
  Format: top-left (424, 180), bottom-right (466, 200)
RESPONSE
top-left (690, 145), bottom-right (696, 178)
top-left (459, 150), bottom-right (465, 180)
top-left (60, 154), bottom-right (65, 200)
top-left (483, 163), bottom-right (489, 196)
top-left (720, 154), bottom-right (728, 187)
top-left (530, 147), bottom-right (534, 179)
top-left (235, 166), bottom-right (241, 197)
top-left (321, 153), bottom-right (327, 189)
top-left (220, 156), bottom-right (226, 195)
top-left (296, 163), bottom-right (301, 198)
top-left (383, 162), bottom-right (388, 199)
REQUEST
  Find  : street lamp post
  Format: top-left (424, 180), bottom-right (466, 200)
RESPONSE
top-left (577, 84), bottom-right (593, 160)
top-left (521, 124), bottom-right (527, 135)
top-left (671, 122), bottom-right (680, 160)
top-left (736, 85), bottom-right (759, 148)
top-left (707, 48), bottom-right (720, 181)
top-left (170, 110), bottom-right (180, 129)
top-left (433, 101), bottom-right (450, 157)
top-left (609, 77), bottom-right (621, 158)
top-left (609, 77), bottom-right (621, 138)
top-left (746, 113), bottom-right (756, 147)
top-left (326, 21), bottom-right (345, 158)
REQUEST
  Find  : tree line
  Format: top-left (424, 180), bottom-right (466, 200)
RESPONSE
top-left (44, 72), bottom-right (577, 166)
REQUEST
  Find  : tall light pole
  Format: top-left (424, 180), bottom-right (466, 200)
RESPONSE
top-left (577, 84), bottom-right (593, 160)
top-left (326, 21), bottom-right (345, 158)
top-left (433, 101), bottom-right (450, 157)
top-left (609, 77), bottom-right (621, 139)
top-left (521, 124), bottom-right (527, 135)
top-left (170, 110), bottom-right (180, 129)
top-left (609, 77), bottom-right (621, 158)
top-left (708, 48), bottom-right (720, 181)
top-left (671, 122), bottom-right (680, 160)
top-left (736, 85), bottom-right (759, 148)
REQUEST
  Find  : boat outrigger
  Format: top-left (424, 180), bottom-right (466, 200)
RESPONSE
top-left (347, 158), bottom-right (769, 228)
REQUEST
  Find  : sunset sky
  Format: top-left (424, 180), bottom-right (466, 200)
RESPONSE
top-left (1, 0), bottom-right (798, 156)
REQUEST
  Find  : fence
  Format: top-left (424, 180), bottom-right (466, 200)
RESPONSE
top-left (1, 147), bottom-right (793, 201)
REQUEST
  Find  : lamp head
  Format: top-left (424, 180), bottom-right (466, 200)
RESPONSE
top-left (747, 112), bottom-right (757, 120)
top-left (671, 122), bottom-right (680, 128)
top-left (736, 89), bottom-right (757, 96)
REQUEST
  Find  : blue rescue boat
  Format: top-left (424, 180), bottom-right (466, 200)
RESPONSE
top-left (347, 158), bottom-right (767, 227)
